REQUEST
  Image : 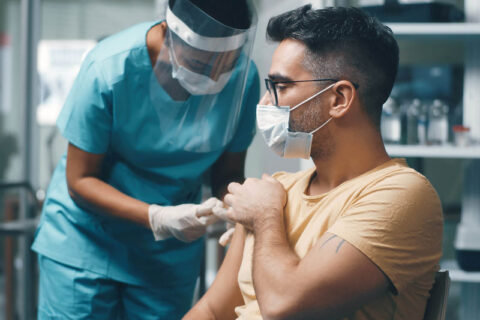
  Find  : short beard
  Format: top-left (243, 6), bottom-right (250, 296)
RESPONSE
top-left (289, 99), bottom-right (334, 160)
top-left (310, 131), bottom-right (334, 160)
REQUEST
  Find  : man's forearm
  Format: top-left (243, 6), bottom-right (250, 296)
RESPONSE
top-left (252, 211), bottom-right (302, 319)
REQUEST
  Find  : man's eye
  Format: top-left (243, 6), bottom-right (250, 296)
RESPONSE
top-left (276, 84), bottom-right (288, 91)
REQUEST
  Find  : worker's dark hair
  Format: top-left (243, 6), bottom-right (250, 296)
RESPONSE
top-left (267, 5), bottom-right (399, 128)
top-left (170, 0), bottom-right (253, 30)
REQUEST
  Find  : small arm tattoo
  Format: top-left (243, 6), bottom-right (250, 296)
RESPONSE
top-left (320, 234), bottom-right (337, 248)
top-left (336, 239), bottom-right (346, 253)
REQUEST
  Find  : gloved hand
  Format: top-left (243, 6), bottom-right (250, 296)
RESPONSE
top-left (148, 197), bottom-right (223, 242)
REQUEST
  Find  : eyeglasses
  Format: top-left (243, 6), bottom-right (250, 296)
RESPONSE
top-left (264, 78), bottom-right (359, 106)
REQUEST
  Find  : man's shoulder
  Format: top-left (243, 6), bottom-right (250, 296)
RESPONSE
top-left (272, 168), bottom-right (314, 190)
top-left (365, 159), bottom-right (435, 194)
top-left (358, 159), bottom-right (442, 221)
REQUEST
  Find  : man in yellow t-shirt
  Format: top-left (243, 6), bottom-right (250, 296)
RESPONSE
top-left (184, 5), bottom-right (443, 320)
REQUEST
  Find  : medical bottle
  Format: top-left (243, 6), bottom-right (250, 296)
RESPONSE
top-left (381, 97), bottom-right (402, 144)
top-left (417, 101), bottom-right (428, 145)
top-left (427, 99), bottom-right (449, 145)
top-left (405, 98), bottom-right (422, 145)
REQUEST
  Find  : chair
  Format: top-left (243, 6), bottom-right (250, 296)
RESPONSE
top-left (423, 270), bottom-right (450, 320)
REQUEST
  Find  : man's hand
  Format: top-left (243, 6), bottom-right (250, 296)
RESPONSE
top-left (214, 174), bottom-right (287, 232)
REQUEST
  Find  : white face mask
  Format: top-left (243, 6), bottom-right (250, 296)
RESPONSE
top-left (257, 83), bottom-right (335, 159)
top-left (167, 36), bottom-right (233, 96)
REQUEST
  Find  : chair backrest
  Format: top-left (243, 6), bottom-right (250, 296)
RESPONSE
top-left (423, 270), bottom-right (450, 320)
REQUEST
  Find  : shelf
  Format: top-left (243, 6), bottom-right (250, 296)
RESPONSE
top-left (441, 260), bottom-right (480, 283)
top-left (387, 23), bottom-right (480, 40)
top-left (385, 144), bottom-right (480, 159)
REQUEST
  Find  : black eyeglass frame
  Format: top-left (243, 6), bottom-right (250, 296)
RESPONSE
top-left (264, 78), bottom-right (360, 106)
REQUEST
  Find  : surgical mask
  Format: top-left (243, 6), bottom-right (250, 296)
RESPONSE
top-left (257, 83), bottom-right (335, 159)
top-left (167, 35), bottom-right (233, 96)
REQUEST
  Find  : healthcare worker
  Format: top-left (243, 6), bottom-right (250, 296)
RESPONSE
top-left (31, 0), bottom-right (259, 318)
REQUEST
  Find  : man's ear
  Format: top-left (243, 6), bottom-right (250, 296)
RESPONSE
top-left (329, 80), bottom-right (356, 119)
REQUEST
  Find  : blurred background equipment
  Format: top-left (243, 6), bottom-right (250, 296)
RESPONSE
top-left (359, 0), bottom-right (464, 22)
top-left (381, 97), bottom-right (402, 144)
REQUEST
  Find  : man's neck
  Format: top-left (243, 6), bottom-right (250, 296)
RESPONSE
top-left (307, 131), bottom-right (390, 196)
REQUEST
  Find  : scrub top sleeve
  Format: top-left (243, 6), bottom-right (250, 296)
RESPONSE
top-left (227, 62), bottom-right (260, 153)
top-left (57, 56), bottom-right (112, 154)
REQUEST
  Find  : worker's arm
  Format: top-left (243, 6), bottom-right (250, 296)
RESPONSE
top-left (66, 143), bottom-right (150, 227)
top-left (223, 175), bottom-right (390, 320)
top-left (210, 150), bottom-right (247, 200)
top-left (183, 223), bottom-right (247, 320)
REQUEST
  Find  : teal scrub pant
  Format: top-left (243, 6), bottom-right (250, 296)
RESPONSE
top-left (37, 255), bottom-right (196, 320)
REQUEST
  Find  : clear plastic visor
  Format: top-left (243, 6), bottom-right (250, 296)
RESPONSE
top-left (148, 0), bottom-right (258, 153)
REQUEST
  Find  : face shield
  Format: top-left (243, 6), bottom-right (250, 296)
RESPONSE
top-left (149, 0), bottom-right (257, 153)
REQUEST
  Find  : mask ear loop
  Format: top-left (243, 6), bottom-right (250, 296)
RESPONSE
top-left (310, 117), bottom-right (333, 134)
top-left (291, 82), bottom-right (336, 111)
top-left (290, 82), bottom-right (336, 134)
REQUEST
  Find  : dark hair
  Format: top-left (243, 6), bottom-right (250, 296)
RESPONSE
top-left (173, 0), bottom-right (253, 30)
top-left (267, 5), bottom-right (399, 128)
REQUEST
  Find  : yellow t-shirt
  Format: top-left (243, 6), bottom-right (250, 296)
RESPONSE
top-left (235, 159), bottom-right (443, 320)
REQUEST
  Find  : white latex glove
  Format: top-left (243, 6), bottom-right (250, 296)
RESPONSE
top-left (148, 197), bottom-right (223, 242)
top-left (212, 205), bottom-right (235, 246)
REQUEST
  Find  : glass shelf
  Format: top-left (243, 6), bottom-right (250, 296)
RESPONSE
top-left (387, 23), bottom-right (480, 39)
top-left (441, 260), bottom-right (480, 283)
top-left (385, 144), bottom-right (480, 159)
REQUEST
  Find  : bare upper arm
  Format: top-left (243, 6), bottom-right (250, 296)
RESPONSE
top-left (185, 224), bottom-right (246, 320)
top-left (66, 143), bottom-right (105, 186)
top-left (283, 232), bottom-right (390, 319)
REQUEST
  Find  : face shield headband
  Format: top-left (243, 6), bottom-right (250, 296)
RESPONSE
top-left (165, 6), bottom-right (248, 53)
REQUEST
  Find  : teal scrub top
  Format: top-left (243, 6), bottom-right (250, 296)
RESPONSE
top-left (32, 21), bottom-right (260, 287)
